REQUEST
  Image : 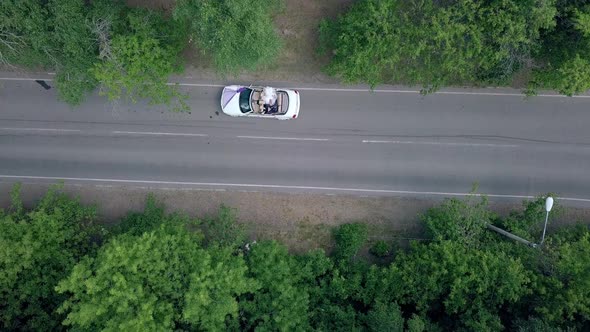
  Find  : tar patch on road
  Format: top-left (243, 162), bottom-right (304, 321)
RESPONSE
top-left (35, 80), bottom-right (51, 90)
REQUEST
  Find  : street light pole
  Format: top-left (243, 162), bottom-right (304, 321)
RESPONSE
top-left (540, 196), bottom-right (554, 245)
top-left (486, 196), bottom-right (555, 249)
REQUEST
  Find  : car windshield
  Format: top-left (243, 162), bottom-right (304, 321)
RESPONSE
top-left (277, 91), bottom-right (289, 114)
top-left (239, 88), bottom-right (252, 113)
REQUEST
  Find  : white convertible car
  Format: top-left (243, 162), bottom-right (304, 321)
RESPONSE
top-left (220, 85), bottom-right (300, 120)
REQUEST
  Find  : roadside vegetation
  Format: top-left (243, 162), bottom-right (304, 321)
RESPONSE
top-left (319, 0), bottom-right (555, 92)
top-left (1, 0), bottom-right (590, 110)
top-left (0, 0), bottom-right (188, 110)
top-left (319, 0), bottom-right (590, 95)
top-left (2, 184), bottom-right (589, 331)
top-left (173, 0), bottom-right (283, 74)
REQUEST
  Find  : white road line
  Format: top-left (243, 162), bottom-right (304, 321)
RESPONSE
top-left (0, 77), bottom-right (54, 81)
top-left (0, 127), bottom-right (80, 133)
top-left (0, 174), bottom-right (589, 203)
top-left (270, 87), bottom-right (590, 98)
top-left (166, 82), bottom-right (225, 87)
top-left (362, 140), bottom-right (519, 148)
top-left (237, 135), bottom-right (330, 141)
top-left (2, 76), bottom-right (590, 98)
top-left (112, 131), bottom-right (208, 137)
top-left (435, 91), bottom-right (590, 98)
top-left (163, 83), bottom-right (590, 98)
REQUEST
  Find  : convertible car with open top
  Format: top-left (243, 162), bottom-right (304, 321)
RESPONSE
top-left (220, 85), bottom-right (300, 120)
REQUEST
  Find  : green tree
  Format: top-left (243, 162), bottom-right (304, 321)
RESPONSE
top-left (514, 317), bottom-right (573, 331)
top-left (239, 241), bottom-right (311, 331)
top-left (406, 314), bottom-right (436, 332)
top-left (474, 0), bottom-right (556, 83)
top-left (531, 228), bottom-right (590, 325)
top-left (530, 2), bottom-right (590, 95)
top-left (57, 221), bottom-right (254, 330)
top-left (174, 0), bottom-right (283, 73)
top-left (0, 0), bottom-right (98, 104)
top-left (532, 53), bottom-right (590, 96)
top-left (300, 249), bottom-right (366, 331)
top-left (0, 184), bottom-right (100, 331)
top-left (319, 0), bottom-right (555, 91)
top-left (306, 235), bottom-right (377, 330)
top-left (49, 0), bottom-right (99, 104)
top-left (1, 0), bottom-right (188, 109)
top-left (318, 0), bottom-right (402, 88)
top-left (0, 0), bottom-right (52, 67)
top-left (388, 241), bottom-right (531, 331)
top-left (365, 301), bottom-right (404, 332)
top-left (92, 8), bottom-right (188, 111)
top-left (182, 246), bottom-right (255, 330)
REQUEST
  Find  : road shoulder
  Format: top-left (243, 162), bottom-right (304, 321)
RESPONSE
top-left (2, 182), bottom-right (589, 254)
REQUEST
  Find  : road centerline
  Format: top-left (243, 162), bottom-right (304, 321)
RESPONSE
top-left (362, 140), bottom-right (519, 148)
top-left (0, 127), bottom-right (81, 133)
top-left (112, 131), bottom-right (208, 137)
top-left (237, 135), bottom-right (330, 141)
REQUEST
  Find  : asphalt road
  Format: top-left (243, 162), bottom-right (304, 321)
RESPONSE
top-left (1, 77), bottom-right (590, 205)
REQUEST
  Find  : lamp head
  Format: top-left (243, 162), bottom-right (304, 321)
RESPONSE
top-left (545, 197), bottom-right (554, 212)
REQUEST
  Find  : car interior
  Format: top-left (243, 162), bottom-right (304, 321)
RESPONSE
top-left (250, 89), bottom-right (287, 115)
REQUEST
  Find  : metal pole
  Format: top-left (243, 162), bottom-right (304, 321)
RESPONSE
top-left (486, 224), bottom-right (537, 248)
top-left (540, 210), bottom-right (549, 245)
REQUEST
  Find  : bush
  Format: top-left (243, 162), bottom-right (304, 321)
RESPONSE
top-left (370, 240), bottom-right (390, 258)
top-left (115, 194), bottom-right (166, 236)
top-left (423, 195), bottom-right (492, 247)
top-left (333, 223), bottom-right (368, 260)
top-left (203, 205), bottom-right (246, 248)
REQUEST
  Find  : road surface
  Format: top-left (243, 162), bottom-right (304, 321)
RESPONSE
top-left (1, 76), bottom-right (590, 205)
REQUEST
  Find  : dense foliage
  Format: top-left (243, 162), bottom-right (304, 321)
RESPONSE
top-left (1, 185), bottom-right (589, 331)
top-left (0, 184), bottom-right (101, 331)
top-left (319, 0), bottom-right (556, 92)
top-left (0, 0), bottom-right (99, 104)
top-left (320, 0), bottom-right (590, 95)
top-left (529, 1), bottom-right (590, 95)
top-left (4, 0), bottom-right (590, 100)
top-left (174, 0), bottom-right (283, 73)
top-left (0, 0), bottom-right (186, 109)
top-left (91, 3), bottom-right (189, 111)
top-left (57, 220), bottom-right (253, 330)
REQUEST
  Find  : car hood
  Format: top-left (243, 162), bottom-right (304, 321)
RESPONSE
top-left (221, 85), bottom-right (245, 116)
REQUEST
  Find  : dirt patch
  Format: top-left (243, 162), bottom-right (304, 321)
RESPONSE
top-left (261, 0), bottom-right (355, 83)
top-left (510, 67), bottom-right (534, 90)
top-left (2, 182), bottom-right (589, 254)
